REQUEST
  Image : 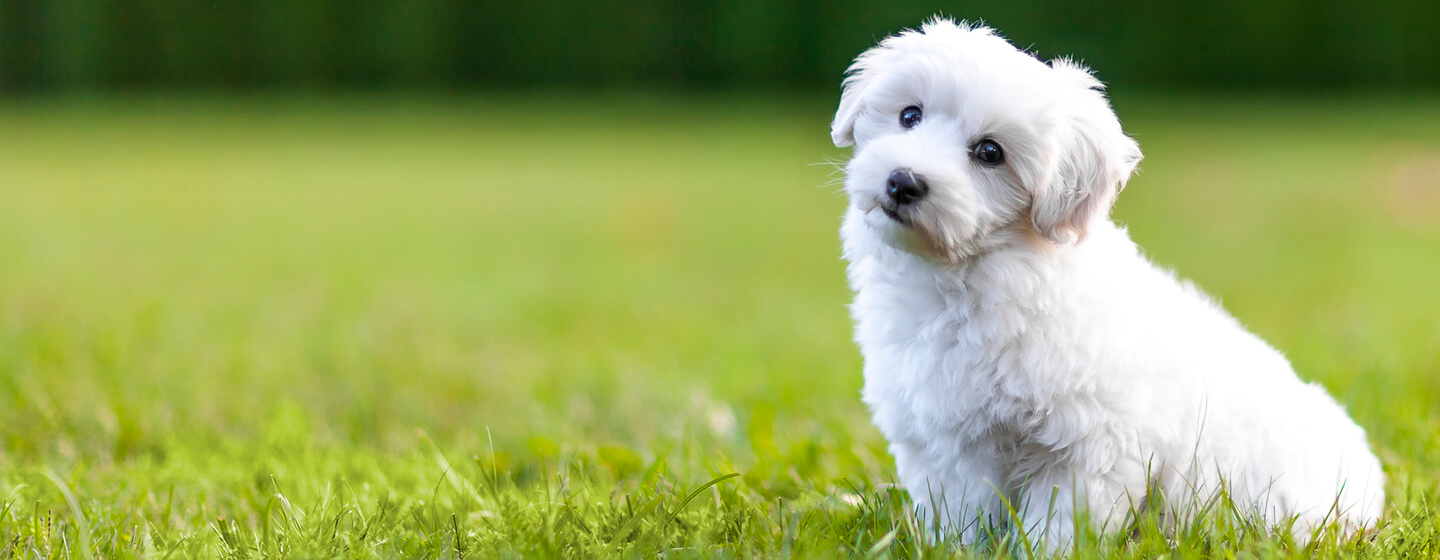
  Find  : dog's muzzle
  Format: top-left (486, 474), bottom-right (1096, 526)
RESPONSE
top-left (882, 168), bottom-right (927, 222)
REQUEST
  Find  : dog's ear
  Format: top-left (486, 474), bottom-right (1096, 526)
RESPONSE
top-left (832, 46), bottom-right (890, 148)
top-left (1030, 60), bottom-right (1142, 243)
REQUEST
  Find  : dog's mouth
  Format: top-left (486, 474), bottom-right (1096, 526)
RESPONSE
top-left (879, 203), bottom-right (909, 225)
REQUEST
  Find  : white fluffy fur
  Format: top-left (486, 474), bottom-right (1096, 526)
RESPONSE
top-left (834, 19), bottom-right (1384, 548)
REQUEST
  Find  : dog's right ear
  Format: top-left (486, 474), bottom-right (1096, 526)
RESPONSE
top-left (831, 75), bottom-right (866, 147)
top-left (831, 47), bottom-right (887, 148)
top-left (835, 69), bottom-right (864, 146)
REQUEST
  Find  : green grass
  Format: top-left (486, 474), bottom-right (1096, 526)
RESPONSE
top-left (0, 93), bottom-right (1438, 558)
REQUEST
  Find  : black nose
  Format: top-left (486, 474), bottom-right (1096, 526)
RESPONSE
top-left (886, 169), bottom-right (928, 205)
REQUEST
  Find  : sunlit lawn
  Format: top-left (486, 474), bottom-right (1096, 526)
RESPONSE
top-left (0, 93), bottom-right (1437, 558)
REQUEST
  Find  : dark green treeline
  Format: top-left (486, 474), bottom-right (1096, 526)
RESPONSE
top-left (2, 0), bottom-right (1437, 92)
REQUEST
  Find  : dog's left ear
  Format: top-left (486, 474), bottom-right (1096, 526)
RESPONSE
top-left (1030, 60), bottom-right (1143, 244)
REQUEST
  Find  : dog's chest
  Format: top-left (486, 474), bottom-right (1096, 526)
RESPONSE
top-left (851, 265), bottom-right (1045, 444)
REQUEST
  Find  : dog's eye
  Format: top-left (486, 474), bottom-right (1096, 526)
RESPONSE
top-left (899, 106), bottom-right (922, 129)
top-left (971, 139), bottom-right (1004, 165)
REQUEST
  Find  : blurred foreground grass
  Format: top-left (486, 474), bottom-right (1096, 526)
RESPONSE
top-left (0, 94), bottom-right (1437, 558)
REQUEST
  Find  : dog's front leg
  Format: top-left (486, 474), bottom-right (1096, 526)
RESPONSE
top-left (1013, 467), bottom-right (1142, 553)
top-left (1013, 474), bottom-right (1084, 552)
top-left (893, 441), bottom-right (1011, 544)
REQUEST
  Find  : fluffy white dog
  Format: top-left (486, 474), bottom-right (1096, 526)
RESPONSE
top-left (833, 18), bottom-right (1384, 547)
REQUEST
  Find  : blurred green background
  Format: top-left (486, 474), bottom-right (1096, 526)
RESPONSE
top-left (4, 0), bottom-right (1440, 92)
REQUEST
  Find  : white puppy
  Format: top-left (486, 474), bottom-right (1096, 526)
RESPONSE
top-left (834, 18), bottom-right (1384, 547)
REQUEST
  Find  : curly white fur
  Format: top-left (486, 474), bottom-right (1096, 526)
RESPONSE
top-left (834, 18), bottom-right (1384, 548)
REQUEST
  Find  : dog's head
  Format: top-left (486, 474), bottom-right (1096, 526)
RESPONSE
top-left (835, 18), bottom-right (1141, 262)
